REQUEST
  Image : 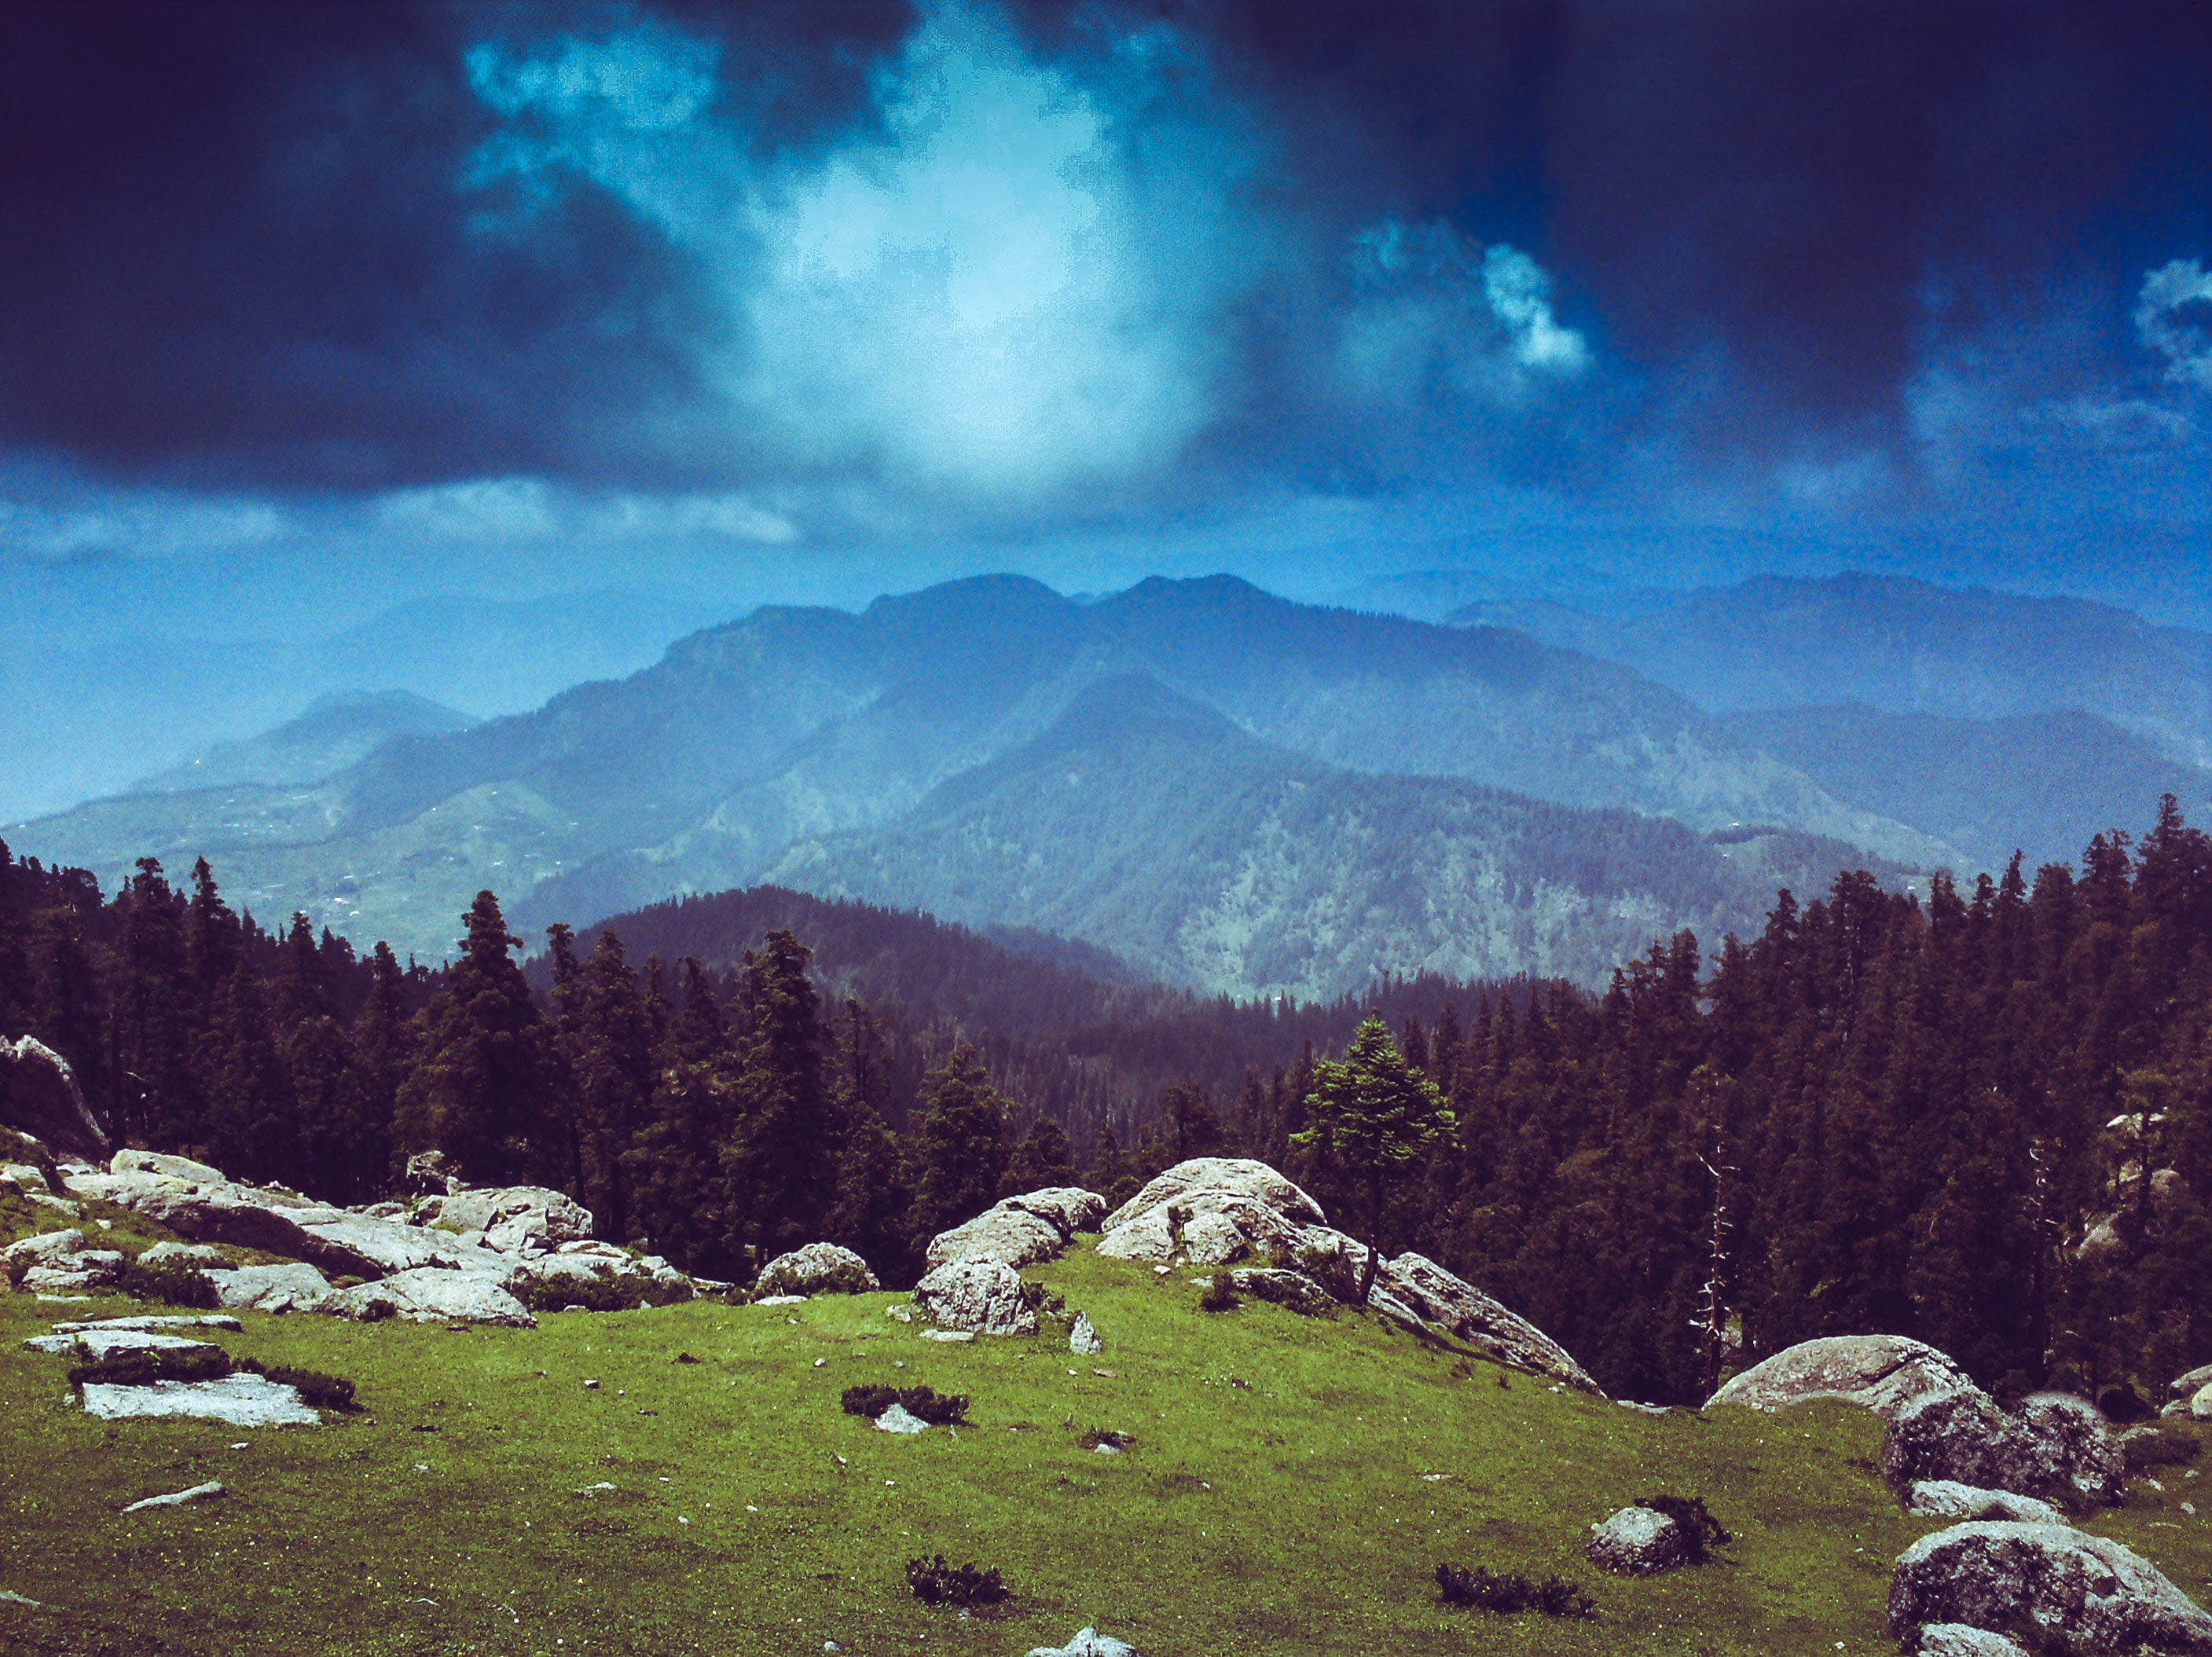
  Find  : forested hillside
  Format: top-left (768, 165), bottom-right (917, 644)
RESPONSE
top-left (6, 794), bottom-right (2211, 1410)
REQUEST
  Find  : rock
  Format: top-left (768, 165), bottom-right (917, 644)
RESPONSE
top-left (885, 1304), bottom-right (914, 1323)
top-left (5, 1227), bottom-right (86, 1267)
top-left (1883, 1389), bottom-right (2041, 1499)
top-left (926, 1204), bottom-right (1069, 1271)
top-left (1917, 1626), bottom-right (2028, 1656)
top-left (136, 1242), bottom-right (229, 1269)
top-left (1889, 1520), bottom-right (2212, 1655)
top-left (2192, 1382), bottom-right (2212, 1421)
top-left (913, 1257), bottom-right (1038, 1336)
top-left (1908, 1482), bottom-right (2067, 1527)
top-left (110, 1149), bottom-right (228, 1183)
top-left (2013, 1392), bottom-right (2124, 1506)
top-left (332, 1267), bottom-right (536, 1328)
top-left (21, 1249), bottom-right (123, 1294)
top-left (1026, 1630), bottom-right (1138, 1657)
top-left (920, 1329), bottom-right (974, 1343)
top-left (754, 1293), bottom-right (808, 1307)
top-left (50, 1314), bottom-right (239, 1334)
top-left (203, 1263), bottom-right (336, 1314)
top-left (1708, 1335), bottom-right (1980, 1417)
top-left (755, 1242), bottom-right (882, 1297)
top-left (121, 1480), bottom-right (225, 1513)
top-left (1102, 1158), bottom-right (1326, 1234)
top-left (875, 1402), bottom-right (930, 1434)
top-left (1379, 1252), bottom-right (1604, 1395)
top-left (1095, 1189), bottom-right (1315, 1271)
top-left (0, 1034), bottom-right (108, 1159)
top-left (1000, 1187), bottom-right (1110, 1237)
top-left (0, 1589), bottom-right (42, 1608)
top-left (506, 1248), bottom-right (690, 1304)
top-left (81, 1373), bottom-right (320, 1427)
top-left (401, 1149), bottom-right (460, 1196)
top-left (0, 1161), bottom-right (53, 1193)
top-left (2172, 1362), bottom-right (2212, 1399)
top-left (1587, 1505), bottom-right (1690, 1575)
top-left (24, 1329), bottom-right (218, 1357)
top-left (1222, 1268), bottom-right (1337, 1317)
top-left (1070, 1311), bottom-right (1102, 1355)
top-left (436, 1186), bottom-right (593, 1252)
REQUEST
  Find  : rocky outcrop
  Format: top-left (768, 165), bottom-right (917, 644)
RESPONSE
top-left (1379, 1252), bottom-right (1601, 1394)
top-left (80, 1373), bottom-right (321, 1427)
top-left (402, 1149), bottom-right (460, 1196)
top-left (437, 1186), bottom-right (593, 1253)
top-left (5, 1227), bottom-right (122, 1293)
top-left (2012, 1393), bottom-right (2124, 1506)
top-left (332, 1267), bottom-right (536, 1328)
top-left (1889, 1521), bottom-right (2212, 1655)
top-left (1102, 1159), bottom-right (1326, 1233)
top-left (507, 1247), bottom-right (691, 1305)
top-left (0, 1035), bottom-right (108, 1160)
top-left (754, 1242), bottom-right (882, 1297)
top-left (203, 1263), bottom-right (337, 1314)
top-left (1907, 1482), bottom-right (2067, 1527)
top-left (913, 1257), bottom-right (1037, 1336)
top-left (926, 1187), bottom-right (1108, 1271)
top-left (1004, 1187), bottom-right (1110, 1237)
top-left (1916, 1626), bottom-right (2028, 1657)
top-left (1587, 1506), bottom-right (1689, 1575)
top-left (1708, 1335), bottom-right (1977, 1417)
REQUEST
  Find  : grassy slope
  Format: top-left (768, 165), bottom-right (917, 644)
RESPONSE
top-left (3, 1238), bottom-right (2210, 1656)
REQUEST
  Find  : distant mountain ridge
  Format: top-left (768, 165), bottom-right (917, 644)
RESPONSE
top-left (10, 574), bottom-right (1946, 985)
top-left (130, 689), bottom-right (478, 794)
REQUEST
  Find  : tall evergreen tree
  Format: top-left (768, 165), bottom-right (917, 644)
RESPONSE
top-left (719, 930), bottom-right (836, 1267)
top-left (908, 1042), bottom-right (1012, 1246)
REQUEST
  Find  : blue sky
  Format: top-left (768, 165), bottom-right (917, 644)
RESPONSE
top-left (1, 0), bottom-right (2208, 643)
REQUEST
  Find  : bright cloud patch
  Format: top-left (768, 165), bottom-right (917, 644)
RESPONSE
top-left (2137, 258), bottom-right (2212, 391)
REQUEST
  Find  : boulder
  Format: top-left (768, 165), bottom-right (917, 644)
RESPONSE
top-left (51, 1314), bottom-right (238, 1333)
top-left (401, 1149), bottom-right (460, 1197)
top-left (437, 1186), bottom-right (594, 1253)
top-left (754, 1243), bottom-right (881, 1297)
top-left (1380, 1252), bottom-right (1604, 1395)
top-left (202, 1263), bottom-right (336, 1314)
top-left (506, 1250), bottom-right (690, 1303)
top-left (1101, 1158), bottom-right (1325, 1233)
top-left (1882, 1390), bottom-right (2042, 1501)
top-left (1069, 1311), bottom-right (1102, 1355)
top-left (24, 1329), bottom-right (218, 1357)
top-left (926, 1204), bottom-right (1068, 1271)
top-left (110, 1149), bottom-right (227, 1184)
top-left (1707, 1335), bottom-right (1979, 1417)
top-left (1, 1161), bottom-right (53, 1194)
top-left (80, 1373), bottom-right (320, 1427)
top-left (913, 1257), bottom-right (1037, 1336)
top-left (1095, 1188), bottom-right (1315, 1270)
top-left (2192, 1381), bottom-right (2212, 1422)
top-left (874, 1402), bottom-right (930, 1435)
top-left (1026, 1632), bottom-right (1137, 1657)
top-left (1888, 1520), bottom-right (2212, 1655)
top-left (121, 1481), bottom-right (225, 1513)
top-left (0, 1035), bottom-right (108, 1160)
top-left (1917, 1626), bottom-right (2028, 1657)
top-left (1587, 1505), bottom-right (1689, 1575)
top-left (2013, 1393), bottom-right (2124, 1506)
top-left (60, 1169), bottom-right (467, 1279)
top-left (332, 1267), bottom-right (536, 1328)
top-left (21, 1254), bottom-right (122, 1293)
top-left (2170, 1362), bottom-right (2212, 1399)
top-left (5, 1228), bottom-right (88, 1269)
top-left (136, 1242), bottom-right (229, 1269)
top-left (1001, 1187), bottom-right (1110, 1237)
top-left (1907, 1482), bottom-right (2067, 1527)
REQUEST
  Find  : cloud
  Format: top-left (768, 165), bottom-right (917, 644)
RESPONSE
top-left (378, 476), bottom-right (559, 540)
top-left (376, 475), bottom-right (794, 544)
top-left (2137, 259), bottom-right (2212, 391)
top-left (0, 465), bottom-right (288, 562)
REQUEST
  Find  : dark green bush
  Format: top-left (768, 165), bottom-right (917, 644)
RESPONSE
top-left (520, 1267), bottom-right (693, 1314)
top-left (235, 1358), bottom-right (358, 1413)
top-left (904, 1556), bottom-right (1007, 1608)
top-left (2099, 1384), bottom-right (2152, 1424)
top-left (1240, 1270), bottom-right (1336, 1317)
top-left (118, 1255), bottom-right (222, 1310)
top-left (752, 1256), bottom-right (876, 1298)
top-left (2123, 1422), bottom-right (2199, 1472)
top-left (67, 1345), bottom-right (234, 1390)
top-left (1435, 1564), bottom-right (1594, 1619)
top-left (1077, 1428), bottom-right (1131, 1450)
top-left (1199, 1270), bottom-right (1240, 1312)
top-left (1635, 1495), bottom-right (1732, 1563)
top-left (842, 1384), bottom-right (969, 1424)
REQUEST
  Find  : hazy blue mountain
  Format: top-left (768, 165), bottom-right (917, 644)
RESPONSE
top-left (1447, 572), bottom-right (2212, 768)
top-left (130, 690), bottom-right (477, 793)
top-left (0, 588), bottom-right (723, 820)
top-left (11, 574), bottom-right (1941, 972)
top-left (1715, 704), bottom-right (2212, 874)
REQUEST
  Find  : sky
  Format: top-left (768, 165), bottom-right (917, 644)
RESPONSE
top-left (2, 0), bottom-right (2210, 655)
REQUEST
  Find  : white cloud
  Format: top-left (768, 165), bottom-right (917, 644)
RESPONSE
top-left (0, 478), bottom-right (286, 561)
top-left (2137, 258), bottom-right (2212, 390)
top-left (377, 476), bottom-right (559, 541)
top-left (373, 476), bottom-right (796, 546)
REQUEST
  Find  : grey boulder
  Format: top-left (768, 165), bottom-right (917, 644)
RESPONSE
top-left (436, 1186), bottom-right (593, 1252)
top-left (1917, 1626), bottom-right (2028, 1657)
top-left (1907, 1482), bottom-right (2067, 1527)
top-left (1380, 1252), bottom-right (1603, 1395)
top-left (1102, 1159), bottom-right (1326, 1233)
top-left (203, 1263), bottom-right (336, 1314)
top-left (926, 1204), bottom-right (1068, 1271)
top-left (332, 1267), bottom-right (536, 1328)
top-left (1069, 1311), bottom-right (1102, 1355)
top-left (755, 1242), bottom-right (882, 1297)
top-left (0, 1034), bottom-right (108, 1159)
top-left (1708, 1334), bottom-right (1978, 1417)
top-left (1587, 1505), bottom-right (1689, 1576)
top-left (82, 1373), bottom-right (321, 1427)
top-left (913, 1257), bottom-right (1037, 1336)
top-left (1890, 1520), bottom-right (2212, 1654)
top-left (1027, 1631), bottom-right (1137, 1657)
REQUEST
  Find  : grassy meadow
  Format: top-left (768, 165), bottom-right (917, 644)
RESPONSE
top-left (6, 1223), bottom-right (2212, 1656)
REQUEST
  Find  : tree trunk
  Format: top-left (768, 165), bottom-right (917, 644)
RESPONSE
top-left (1359, 1234), bottom-right (1381, 1303)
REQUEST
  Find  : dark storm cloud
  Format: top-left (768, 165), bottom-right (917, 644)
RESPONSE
top-left (1, 1), bottom-right (2207, 497)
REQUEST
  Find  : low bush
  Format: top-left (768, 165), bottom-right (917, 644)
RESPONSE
top-left (2100, 1384), bottom-right (2153, 1424)
top-left (904, 1556), bottom-right (1008, 1608)
top-left (1239, 1270), bottom-right (1336, 1317)
top-left (1199, 1270), bottom-right (1240, 1313)
top-left (841, 1384), bottom-right (970, 1424)
top-left (118, 1255), bottom-right (221, 1310)
top-left (67, 1345), bottom-right (234, 1390)
top-left (2123, 1422), bottom-right (2200, 1472)
top-left (1434, 1564), bottom-right (1595, 1619)
top-left (1636, 1494), bottom-right (1732, 1562)
top-left (235, 1358), bottom-right (359, 1413)
top-left (753, 1256), bottom-right (876, 1299)
top-left (520, 1267), bottom-right (693, 1314)
top-left (1077, 1428), bottom-right (1131, 1450)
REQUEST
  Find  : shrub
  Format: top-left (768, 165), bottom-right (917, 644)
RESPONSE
top-left (2100, 1384), bottom-right (2152, 1424)
top-left (67, 1345), bottom-right (234, 1390)
top-left (1200, 1270), bottom-right (1241, 1313)
top-left (1434, 1564), bottom-right (1594, 1619)
top-left (841, 1384), bottom-right (969, 1425)
top-left (235, 1358), bottom-right (358, 1413)
top-left (519, 1267), bottom-right (693, 1314)
top-left (1635, 1495), bottom-right (1732, 1563)
top-left (2123, 1422), bottom-right (2200, 1472)
top-left (754, 1256), bottom-right (876, 1299)
top-left (118, 1255), bottom-right (222, 1310)
top-left (1240, 1270), bottom-right (1335, 1317)
top-left (904, 1556), bottom-right (1007, 1608)
top-left (1077, 1428), bottom-right (1131, 1450)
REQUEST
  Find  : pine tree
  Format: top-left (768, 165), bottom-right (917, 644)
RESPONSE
top-left (719, 930), bottom-right (836, 1266)
top-left (908, 1042), bottom-right (1011, 1246)
top-left (1007, 1115), bottom-right (1078, 1192)
top-left (567, 930), bottom-right (655, 1242)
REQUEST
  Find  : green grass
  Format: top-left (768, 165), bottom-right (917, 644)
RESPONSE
top-left (2, 1239), bottom-right (2210, 1655)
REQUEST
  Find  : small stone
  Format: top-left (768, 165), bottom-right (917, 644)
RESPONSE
top-left (1027, 1630), bottom-right (1138, 1657)
top-left (1587, 1505), bottom-right (1690, 1576)
top-left (583, 1380), bottom-right (600, 1390)
top-left (919, 1329), bottom-right (975, 1344)
top-left (1069, 1311), bottom-right (1103, 1355)
top-left (813, 1358), bottom-right (827, 1368)
top-left (121, 1480), bottom-right (225, 1513)
top-left (875, 1402), bottom-right (930, 1435)
top-left (885, 1304), bottom-right (913, 1323)
top-left (1917, 1626), bottom-right (2028, 1657)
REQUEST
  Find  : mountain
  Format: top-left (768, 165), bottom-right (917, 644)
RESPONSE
top-left (1447, 571), bottom-right (2212, 768)
top-left (1716, 704), bottom-right (2212, 874)
top-left (9, 575), bottom-right (1942, 977)
top-left (129, 689), bottom-right (478, 793)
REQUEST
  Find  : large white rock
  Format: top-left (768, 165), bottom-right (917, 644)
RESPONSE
top-left (2172, 1362), bottom-right (2212, 1399)
top-left (1587, 1505), bottom-right (1689, 1575)
top-left (926, 1205), bottom-right (1067, 1271)
top-left (1708, 1335), bottom-right (1979, 1417)
top-left (755, 1242), bottom-right (881, 1296)
top-left (110, 1149), bottom-right (227, 1184)
top-left (332, 1267), bottom-right (536, 1328)
top-left (436, 1186), bottom-right (593, 1252)
top-left (81, 1373), bottom-right (320, 1427)
top-left (1917, 1626), bottom-right (2028, 1657)
top-left (1908, 1481), bottom-right (2067, 1527)
top-left (136, 1242), bottom-right (229, 1269)
top-left (1101, 1159), bottom-right (1325, 1233)
top-left (1027, 1631), bottom-right (1137, 1657)
top-left (21, 1251), bottom-right (123, 1293)
top-left (5, 1228), bottom-right (87, 1269)
top-left (24, 1329), bottom-right (218, 1357)
top-left (913, 1257), bottom-right (1037, 1336)
top-left (203, 1263), bottom-right (336, 1314)
top-left (1001, 1187), bottom-right (1110, 1237)
top-left (1889, 1521), bottom-right (2212, 1654)
top-left (1380, 1252), bottom-right (1603, 1395)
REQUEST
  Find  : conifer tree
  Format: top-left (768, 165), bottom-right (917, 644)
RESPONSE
top-left (908, 1042), bottom-right (1011, 1245)
top-left (1007, 1115), bottom-right (1077, 1192)
top-left (719, 929), bottom-right (836, 1265)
